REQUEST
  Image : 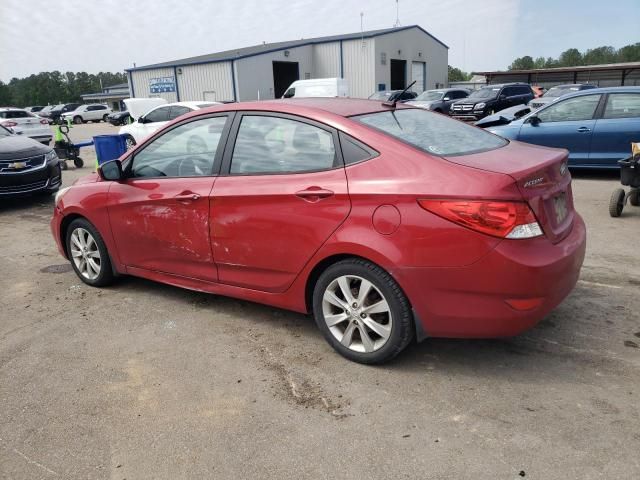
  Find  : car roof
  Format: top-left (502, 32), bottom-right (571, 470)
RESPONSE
top-left (479, 83), bottom-right (530, 88)
top-left (164, 101), bottom-right (219, 108)
top-left (558, 85), bottom-right (640, 99)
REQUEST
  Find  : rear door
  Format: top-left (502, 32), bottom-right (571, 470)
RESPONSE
top-left (211, 113), bottom-right (350, 293)
top-left (517, 94), bottom-right (602, 166)
top-left (589, 92), bottom-right (640, 167)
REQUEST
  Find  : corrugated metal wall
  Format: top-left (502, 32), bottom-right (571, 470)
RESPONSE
top-left (130, 67), bottom-right (178, 103)
top-left (312, 42), bottom-right (341, 78)
top-left (176, 62), bottom-right (234, 102)
top-left (486, 70), bottom-right (640, 88)
top-left (342, 38), bottom-right (375, 98)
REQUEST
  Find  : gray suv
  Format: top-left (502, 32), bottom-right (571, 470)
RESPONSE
top-left (405, 88), bottom-right (470, 114)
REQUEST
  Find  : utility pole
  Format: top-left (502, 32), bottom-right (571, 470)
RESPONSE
top-left (394, 0), bottom-right (401, 28)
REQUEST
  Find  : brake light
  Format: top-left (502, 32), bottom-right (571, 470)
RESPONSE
top-left (40, 119), bottom-right (48, 125)
top-left (1, 121), bottom-right (17, 128)
top-left (418, 199), bottom-right (543, 239)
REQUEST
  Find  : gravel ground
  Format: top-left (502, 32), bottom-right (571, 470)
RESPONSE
top-left (1, 123), bottom-right (639, 479)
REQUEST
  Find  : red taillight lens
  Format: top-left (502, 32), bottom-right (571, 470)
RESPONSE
top-left (1, 121), bottom-right (18, 128)
top-left (418, 199), bottom-right (542, 239)
top-left (40, 119), bottom-right (48, 125)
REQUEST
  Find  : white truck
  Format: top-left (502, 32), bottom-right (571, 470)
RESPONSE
top-left (282, 78), bottom-right (349, 98)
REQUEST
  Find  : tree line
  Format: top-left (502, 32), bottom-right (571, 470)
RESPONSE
top-left (508, 42), bottom-right (640, 71)
top-left (0, 71), bottom-right (128, 107)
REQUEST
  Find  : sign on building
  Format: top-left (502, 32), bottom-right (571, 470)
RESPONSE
top-left (149, 76), bottom-right (176, 93)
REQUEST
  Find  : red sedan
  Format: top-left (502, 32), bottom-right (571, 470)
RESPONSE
top-left (51, 98), bottom-right (586, 364)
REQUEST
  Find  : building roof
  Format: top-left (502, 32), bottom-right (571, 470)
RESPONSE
top-left (105, 83), bottom-right (129, 89)
top-left (127, 25), bottom-right (448, 72)
top-left (474, 62), bottom-right (640, 76)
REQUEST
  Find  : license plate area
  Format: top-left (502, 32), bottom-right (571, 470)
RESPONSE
top-left (553, 192), bottom-right (568, 225)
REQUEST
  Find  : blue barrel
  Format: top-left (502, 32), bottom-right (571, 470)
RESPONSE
top-left (93, 134), bottom-right (128, 165)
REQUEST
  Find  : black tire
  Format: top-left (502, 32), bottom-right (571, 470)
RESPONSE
top-left (102, 114), bottom-right (109, 122)
top-left (609, 188), bottom-right (625, 217)
top-left (124, 135), bottom-right (136, 150)
top-left (73, 116), bottom-right (83, 125)
top-left (73, 157), bottom-right (84, 168)
top-left (629, 189), bottom-right (639, 207)
top-left (312, 258), bottom-right (414, 364)
top-left (65, 218), bottom-right (114, 287)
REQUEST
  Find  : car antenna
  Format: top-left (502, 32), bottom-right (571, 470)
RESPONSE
top-left (383, 80), bottom-right (416, 109)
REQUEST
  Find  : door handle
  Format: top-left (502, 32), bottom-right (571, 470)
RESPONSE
top-left (174, 192), bottom-right (201, 202)
top-left (577, 126), bottom-right (591, 133)
top-left (295, 187), bottom-right (334, 202)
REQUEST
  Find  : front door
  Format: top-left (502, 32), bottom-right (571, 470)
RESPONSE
top-left (390, 59), bottom-right (406, 90)
top-left (108, 114), bottom-right (230, 281)
top-left (212, 113), bottom-right (350, 293)
top-left (518, 94), bottom-right (602, 166)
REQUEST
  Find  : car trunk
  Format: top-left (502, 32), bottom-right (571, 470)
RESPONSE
top-left (443, 141), bottom-right (575, 244)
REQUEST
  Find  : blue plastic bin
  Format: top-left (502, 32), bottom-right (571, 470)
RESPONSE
top-left (93, 134), bottom-right (128, 165)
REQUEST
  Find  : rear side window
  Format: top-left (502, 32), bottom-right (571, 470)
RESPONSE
top-left (603, 93), bottom-right (640, 119)
top-left (537, 94), bottom-right (602, 123)
top-left (230, 115), bottom-right (336, 174)
top-left (354, 108), bottom-right (507, 156)
top-left (339, 132), bottom-right (378, 165)
top-left (2, 110), bottom-right (31, 119)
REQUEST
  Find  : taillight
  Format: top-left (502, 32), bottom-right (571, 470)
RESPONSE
top-left (1, 121), bottom-right (18, 128)
top-left (40, 119), bottom-right (48, 125)
top-left (418, 199), bottom-right (543, 239)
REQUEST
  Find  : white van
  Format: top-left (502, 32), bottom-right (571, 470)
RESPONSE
top-left (282, 78), bottom-right (349, 98)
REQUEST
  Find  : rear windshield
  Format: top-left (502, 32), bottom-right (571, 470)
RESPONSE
top-left (354, 108), bottom-right (507, 156)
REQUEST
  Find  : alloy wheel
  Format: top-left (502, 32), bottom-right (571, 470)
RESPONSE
top-left (70, 227), bottom-right (101, 280)
top-left (322, 275), bottom-right (392, 353)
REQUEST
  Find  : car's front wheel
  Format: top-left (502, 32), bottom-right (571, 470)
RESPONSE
top-left (312, 258), bottom-right (414, 364)
top-left (66, 218), bottom-right (114, 287)
top-left (124, 135), bottom-right (136, 150)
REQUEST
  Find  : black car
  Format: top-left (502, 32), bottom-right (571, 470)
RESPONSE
top-left (107, 110), bottom-right (131, 126)
top-left (450, 83), bottom-right (534, 121)
top-left (48, 103), bottom-right (82, 124)
top-left (0, 125), bottom-right (62, 197)
top-left (368, 90), bottom-right (418, 102)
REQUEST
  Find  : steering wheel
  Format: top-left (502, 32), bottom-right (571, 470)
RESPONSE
top-left (177, 155), bottom-right (211, 176)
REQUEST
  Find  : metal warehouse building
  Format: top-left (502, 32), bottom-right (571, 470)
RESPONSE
top-left (126, 25), bottom-right (448, 102)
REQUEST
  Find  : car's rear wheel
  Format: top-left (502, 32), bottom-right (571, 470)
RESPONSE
top-left (609, 188), bottom-right (625, 217)
top-left (73, 116), bottom-right (83, 124)
top-left (66, 218), bottom-right (114, 287)
top-left (312, 258), bottom-right (413, 364)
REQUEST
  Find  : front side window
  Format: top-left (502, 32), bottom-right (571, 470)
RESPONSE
top-left (469, 87), bottom-right (500, 100)
top-left (603, 93), bottom-right (640, 119)
top-left (355, 108), bottom-right (507, 156)
top-left (230, 115), bottom-right (337, 174)
top-left (144, 106), bottom-right (171, 123)
top-left (536, 94), bottom-right (602, 123)
top-left (131, 116), bottom-right (227, 178)
top-left (169, 106), bottom-right (191, 120)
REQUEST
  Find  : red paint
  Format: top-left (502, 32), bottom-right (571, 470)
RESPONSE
top-left (51, 99), bottom-right (586, 339)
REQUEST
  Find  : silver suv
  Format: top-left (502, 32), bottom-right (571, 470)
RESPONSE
top-left (61, 104), bottom-right (112, 124)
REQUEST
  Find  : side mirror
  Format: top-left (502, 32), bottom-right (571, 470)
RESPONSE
top-left (137, 116), bottom-right (145, 124)
top-left (98, 159), bottom-right (123, 181)
top-left (528, 115), bottom-right (541, 126)
top-left (443, 97), bottom-right (451, 101)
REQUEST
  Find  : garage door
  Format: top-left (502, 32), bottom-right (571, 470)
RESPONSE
top-left (412, 62), bottom-right (426, 94)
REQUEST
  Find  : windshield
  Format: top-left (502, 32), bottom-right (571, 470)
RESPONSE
top-left (354, 108), bottom-right (507, 156)
top-left (0, 125), bottom-right (11, 136)
top-left (368, 91), bottom-right (396, 101)
top-left (469, 88), bottom-right (500, 99)
top-left (543, 86), bottom-right (579, 98)
top-left (415, 91), bottom-right (444, 101)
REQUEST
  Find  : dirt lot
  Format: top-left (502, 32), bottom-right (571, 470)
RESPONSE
top-left (1, 123), bottom-right (639, 479)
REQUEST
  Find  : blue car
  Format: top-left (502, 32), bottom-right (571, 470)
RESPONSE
top-left (487, 87), bottom-right (640, 168)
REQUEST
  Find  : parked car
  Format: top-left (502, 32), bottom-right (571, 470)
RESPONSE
top-left (107, 110), bottom-right (131, 126)
top-left (0, 124), bottom-right (61, 196)
top-left (61, 104), bottom-right (112, 124)
top-left (450, 83), bottom-right (535, 121)
top-left (368, 90), bottom-right (418, 102)
top-left (51, 98), bottom-right (585, 364)
top-left (488, 87), bottom-right (640, 168)
top-left (474, 104), bottom-right (533, 128)
top-left (405, 88), bottom-right (470, 114)
top-left (119, 100), bottom-right (219, 147)
top-left (37, 105), bottom-right (56, 119)
top-left (48, 103), bottom-right (82, 124)
top-left (283, 78), bottom-right (349, 98)
top-left (0, 107), bottom-right (52, 144)
top-left (24, 106), bottom-right (45, 113)
top-left (529, 83), bottom-right (597, 110)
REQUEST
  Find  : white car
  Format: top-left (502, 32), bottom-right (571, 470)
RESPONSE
top-left (61, 104), bottom-right (112, 124)
top-left (119, 99), bottom-right (220, 147)
top-left (0, 108), bottom-right (52, 145)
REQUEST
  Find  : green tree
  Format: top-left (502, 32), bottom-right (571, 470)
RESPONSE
top-left (617, 42), bottom-right (640, 62)
top-left (508, 56), bottom-right (535, 70)
top-left (558, 48), bottom-right (583, 67)
top-left (533, 57), bottom-right (547, 69)
top-left (582, 46), bottom-right (618, 65)
top-left (448, 65), bottom-right (471, 82)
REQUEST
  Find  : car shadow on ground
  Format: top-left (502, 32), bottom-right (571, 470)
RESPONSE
top-left (570, 168), bottom-right (620, 181)
top-left (0, 194), bottom-right (54, 214)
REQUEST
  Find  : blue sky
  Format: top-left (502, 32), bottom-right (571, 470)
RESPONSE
top-left (0, 0), bottom-right (638, 81)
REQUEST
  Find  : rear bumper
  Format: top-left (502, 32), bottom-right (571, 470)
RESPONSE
top-left (0, 161), bottom-right (62, 196)
top-left (396, 214), bottom-right (586, 338)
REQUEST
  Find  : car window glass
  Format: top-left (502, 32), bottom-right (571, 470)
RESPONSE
top-left (537, 94), bottom-right (602, 123)
top-left (230, 115), bottom-right (336, 174)
top-left (339, 132), bottom-right (377, 165)
top-left (603, 93), bottom-right (640, 119)
top-left (169, 106), bottom-right (191, 120)
top-left (144, 106), bottom-right (171, 123)
top-left (453, 91), bottom-right (467, 99)
top-left (131, 116), bottom-right (227, 178)
top-left (502, 87), bottom-right (516, 97)
top-left (5, 111), bottom-right (30, 118)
